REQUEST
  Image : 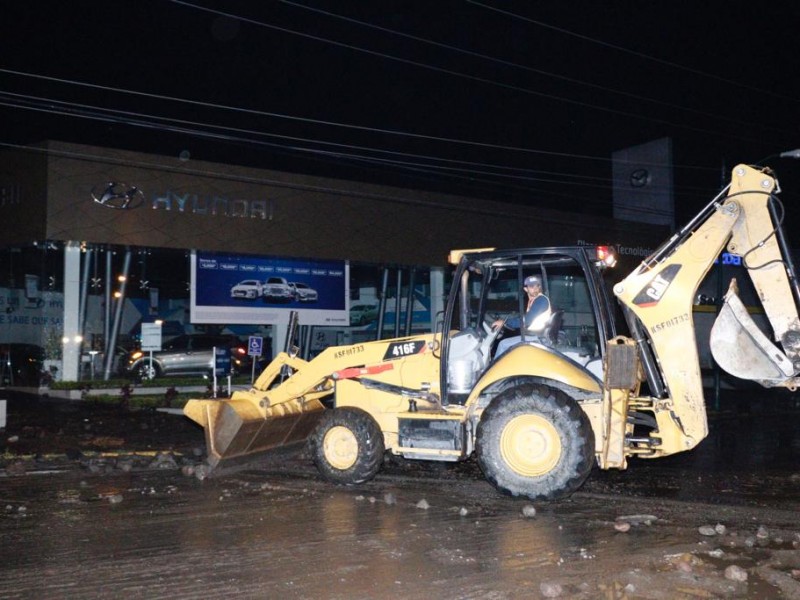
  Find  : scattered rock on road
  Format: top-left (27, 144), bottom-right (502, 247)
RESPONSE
top-left (117, 459), bottom-right (134, 472)
top-left (539, 581), bottom-right (563, 597)
top-left (149, 452), bottom-right (178, 470)
top-left (194, 464), bottom-right (210, 481)
top-left (725, 564), bottom-right (748, 582)
top-left (613, 520), bottom-right (631, 533)
top-left (698, 525), bottom-right (717, 536)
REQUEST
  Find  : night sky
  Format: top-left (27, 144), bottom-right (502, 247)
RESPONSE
top-left (3, 1), bottom-right (800, 228)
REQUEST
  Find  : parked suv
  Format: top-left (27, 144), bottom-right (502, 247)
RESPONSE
top-left (230, 279), bottom-right (264, 300)
top-left (262, 276), bottom-right (294, 303)
top-left (288, 282), bottom-right (318, 302)
top-left (125, 334), bottom-right (248, 380)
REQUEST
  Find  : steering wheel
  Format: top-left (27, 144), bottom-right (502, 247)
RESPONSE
top-left (479, 316), bottom-right (507, 359)
top-left (482, 313), bottom-right (509, 334)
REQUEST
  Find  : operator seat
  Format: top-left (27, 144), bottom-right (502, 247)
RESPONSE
top-left (541, 309), bottom-right (563, 347)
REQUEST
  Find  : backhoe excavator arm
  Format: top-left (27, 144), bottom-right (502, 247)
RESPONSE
top-left (612, 164), bottom-right (800, 454)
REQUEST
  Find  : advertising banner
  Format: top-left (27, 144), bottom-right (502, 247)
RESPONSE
top-left (190, 252), bottom-right (349, 326)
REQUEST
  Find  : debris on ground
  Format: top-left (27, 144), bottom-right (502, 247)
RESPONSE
top-left (0, 395), bottom-right (798, 599)
top-left (724, 564), bottom-right (748, 582)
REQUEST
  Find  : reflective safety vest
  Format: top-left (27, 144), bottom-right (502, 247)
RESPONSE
top-left (525, 295), bottom-right (551, 333)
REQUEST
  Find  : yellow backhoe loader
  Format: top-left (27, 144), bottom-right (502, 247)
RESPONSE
top-left (185, 164), bottom-right (800, 500)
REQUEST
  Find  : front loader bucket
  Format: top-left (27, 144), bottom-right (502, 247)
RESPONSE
top-left (709, 281), bottom-right (796, 385)
top-left (184, 397), bottom-right (325, 470)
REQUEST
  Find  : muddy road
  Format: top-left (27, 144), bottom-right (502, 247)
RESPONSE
top-left (1, 395), bottom-right (799, 599)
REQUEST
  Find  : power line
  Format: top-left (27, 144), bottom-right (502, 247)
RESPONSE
top-left (0, 65), bottom-right (716, 178)
top-left (164, 1), bottom-right (778, 146)
top-left (0, 67), bottom-right (616, 164)
top-left (467, 0), bottom-right (800, 106)
top-left (0, 95), bottom-right (623, 214)
top-left (0, 89), bottom-right (609, 182)
top-left (278, 0), bottom-right (786, 136)
top-left (0, 90), bottom-right (707, 213)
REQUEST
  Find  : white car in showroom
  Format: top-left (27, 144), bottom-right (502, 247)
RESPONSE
top-left (262, 276), bottom-right (294, 303)
top-left (288, 282), bottom-right (318, 302)
top-left (230, 279), bottom-right (264, 300)
top-left (350, 303), bottom-right (379, 326)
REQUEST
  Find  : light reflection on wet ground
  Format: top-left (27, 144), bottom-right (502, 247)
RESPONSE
top-left (3, 459), bottom-right (794, 599)
top-left (0, 392), bottom-right (798, 598)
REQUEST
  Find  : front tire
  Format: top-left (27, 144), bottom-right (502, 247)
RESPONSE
top-left (135, 361), bottom-right (160, 380)
top-left (476, 383), bottom-right (594, 501)
top-left (309, 408), bottom-right (385, 484)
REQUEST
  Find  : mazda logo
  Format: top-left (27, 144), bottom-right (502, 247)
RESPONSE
top-left (91, 182), bottom-right (145, 209)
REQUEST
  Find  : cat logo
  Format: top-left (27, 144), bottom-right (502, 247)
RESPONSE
top-left (632, 264), bottom-right (682, 307)
top-left (91, 182), bottom-right (144, 209)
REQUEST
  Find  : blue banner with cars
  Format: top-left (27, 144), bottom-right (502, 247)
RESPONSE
top-left (190, 251), bottom-right (349, 326)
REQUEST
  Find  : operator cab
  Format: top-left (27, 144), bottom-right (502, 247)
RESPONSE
top-left (441, 247), bottom-right (617, 405)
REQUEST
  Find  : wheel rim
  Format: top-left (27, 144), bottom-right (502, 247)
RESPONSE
top-left (500, 414), bottom-right (561, 477)
top-left (323, 425), bottom-right (358, 470)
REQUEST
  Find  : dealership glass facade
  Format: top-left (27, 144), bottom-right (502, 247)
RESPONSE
top-left (0, 140), bottom-right (672, 385)
top-left (0, 241), bottom-right (438, 384)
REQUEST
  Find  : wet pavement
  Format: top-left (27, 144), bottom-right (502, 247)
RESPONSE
top-left (0, 391), bottom-right (799, 599)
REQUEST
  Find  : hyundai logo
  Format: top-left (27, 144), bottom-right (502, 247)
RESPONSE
top-left (91, 182), bottom-right (144, 209)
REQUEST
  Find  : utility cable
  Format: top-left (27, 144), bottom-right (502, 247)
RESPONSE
top-left (278, 0), bottom-right (786, 135)
top-left (0, 93), bottom-right (697, 212)
top-left (0, 90), bottom-right (613, 184)
top-left (467, 0), bottom-right (800, 105)
top-left (0, 67), bottom-right (619, 165)
top-left (164, 1), bottom-right (778, 146)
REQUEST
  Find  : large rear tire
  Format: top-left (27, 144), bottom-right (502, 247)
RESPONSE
top-left (309, 407), bottom-right (385, 485)
top-left (476, 383), bottom-right (594, 501)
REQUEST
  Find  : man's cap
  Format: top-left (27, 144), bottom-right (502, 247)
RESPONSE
top-left (524, 275), bottom-right (541, 287)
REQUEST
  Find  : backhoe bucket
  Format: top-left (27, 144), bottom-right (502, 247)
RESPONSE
top-left (709, 280), bottom-right (795, 385)
top-left (184, 396), bottom-right (325, 470)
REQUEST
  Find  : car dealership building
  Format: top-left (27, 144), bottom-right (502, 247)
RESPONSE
top-left (0, 140), bottom-right (667, 383)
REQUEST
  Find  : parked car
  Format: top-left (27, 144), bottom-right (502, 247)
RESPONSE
top-left (230, 279), bottom-right (264, 300)
top-left (350, 304), bottom-right (379, 326)
top-left (288, 282), bottom-right (318, 302)
top-left (125, 334), bottom-right (249, 380)
top-left (262, 277), bottom-right (294, 303)
top-left (0, 343), bottom-right (44, 386)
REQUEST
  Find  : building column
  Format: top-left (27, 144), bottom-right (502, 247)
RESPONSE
top-left (62, 242), bottom-right (81, 381)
